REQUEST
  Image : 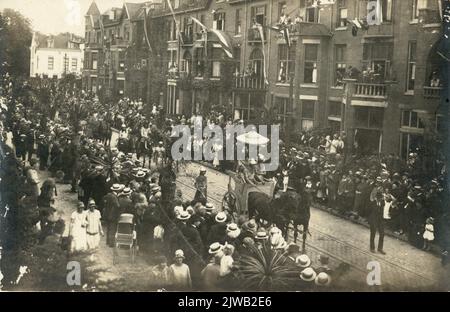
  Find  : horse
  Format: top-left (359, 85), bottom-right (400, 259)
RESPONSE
top-left (247, 190), bottom-right (311, 252)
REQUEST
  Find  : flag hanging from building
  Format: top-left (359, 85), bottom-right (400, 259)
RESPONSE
top-left (210, 29), bottom-right (233, 58)
top-left (191, 16), bottom-right (208, 56)
top-left (165, 0), bottom-right (184, 45)
top-left (255, 23), bottom-right (269, 85)
top-left (191, 17), bottom-right (233, 59)
top-left (143, 7), bottom-right (153, 52)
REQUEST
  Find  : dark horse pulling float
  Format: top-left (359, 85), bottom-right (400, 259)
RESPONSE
top-left (222, 171), bottom-right (311, 252)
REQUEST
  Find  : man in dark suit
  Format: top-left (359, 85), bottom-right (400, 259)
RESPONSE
top-left (368, 192), bottom-right (386, 254)
top-left (102, 185), bottom-right (122, 247)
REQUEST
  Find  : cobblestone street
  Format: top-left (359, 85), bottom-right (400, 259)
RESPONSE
top-left (178, 162), bottom-right (450, 291)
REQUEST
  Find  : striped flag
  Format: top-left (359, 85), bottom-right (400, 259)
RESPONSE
top-left (191, 17), bottom-right (233, 59)
top-left (166, 0), bottom-right (184, 45)
top-left (210, 29), bottom-right (233, 58)
top-left (191, 17), bottom-right (208, 56)
top-left (143, 7), bottom-right (153, 52)
top-left (254, 23), bottom-right (269, 85)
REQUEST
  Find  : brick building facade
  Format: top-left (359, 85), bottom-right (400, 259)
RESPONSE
top-left (83, 0), bottom-right (445, 158)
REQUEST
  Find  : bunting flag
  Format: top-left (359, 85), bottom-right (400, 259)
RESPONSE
top-left (143, 7), bottom-right (153, 52)
top-left (191, 17), bottom-right (208, 56)
top-left (255, 23), bottom-right (269, 85)
top-left (210, 29), bottom-right (233, 58)
top-left (165, 0), bottom-right (184, 45)
top-left (192, 17), bottom-right (234, 59)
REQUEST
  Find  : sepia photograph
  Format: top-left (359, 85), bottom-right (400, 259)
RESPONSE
top-left (0, 0), bottom-right (449, 295)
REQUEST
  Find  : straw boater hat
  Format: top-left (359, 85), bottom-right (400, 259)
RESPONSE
top-left (111, 184), bottom-right (123, 192)
top-left (215, 212), bottom-right (227, 223)
top-left (200, 166), bottom-right (207, 173)
top-left (121, 188), bottom-right (132, 196)
top-left (174, 250), bottom-right (185, 259)
top-left (255, 229), bottom-right (268, 241)
top-left (296, 255), bottom-right (311, 268)
top-left (208, 242), bottom-right (224, 254)
top-left (249, 159), bottom-right (257, 165)
top-left (134, 171), bottom-right (146, 179)
top-left (226, 223), bottom-right (241, 238)
top-left (315, 272), bottom-right (331, 287)
top-left (205, 203), bottom-right (215, 212)
top-left (300, 267), bottom-right (317, 282)
top-left (177, 210), bottom-right (191, 221)
top-left (88, 199), bottom-right (96, 207)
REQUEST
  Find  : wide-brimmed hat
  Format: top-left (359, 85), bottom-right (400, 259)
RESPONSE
top-left (177, 210), bottom-right (191, 221)
top-left (121, 188), bottom-right (132, 196)
top-left (134, 171), bottom-right (146, 178)
top-left (200, 167), bottom-right (207, 172)
top-left (205, 203), bottom-right (215, 211)
top-left (208, 242), bottom-right (224, 254)
top-left (226, 223), bottom-right (241, 238)
top-left (300, 267), bottom-right (317, 282)
top-left (215, 212), bottom-right (227, 223)
top-left (296, 254), bottom-right (311, 268)
top-left (111, 184), bottom-right (123, 192)
top-left (315, 272), bottom-right (331, 286)
top-left (174, 249), bottom-right (185, 259)
top-left (255, 230), bottom-right (268, 240)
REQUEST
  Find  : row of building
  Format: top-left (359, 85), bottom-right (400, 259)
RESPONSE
top-left (81, 0), bottom-right (446, 158)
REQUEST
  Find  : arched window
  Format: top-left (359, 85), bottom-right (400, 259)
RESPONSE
top-left (182, 50), bottom-right (192, 75)
top-left (249, 48), bottom-right (264, 78)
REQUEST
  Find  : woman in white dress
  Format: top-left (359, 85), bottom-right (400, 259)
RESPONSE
top-left (70, 202), bottom-right (87, 253)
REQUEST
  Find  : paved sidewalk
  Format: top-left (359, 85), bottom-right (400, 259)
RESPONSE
top-left (178, 162), bottom-right (450, 291)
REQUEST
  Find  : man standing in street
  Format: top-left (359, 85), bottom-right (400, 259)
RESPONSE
top-left (368, 192), bottom-right (387, 254)
top-left (102, 184), bottom-right (122, 247)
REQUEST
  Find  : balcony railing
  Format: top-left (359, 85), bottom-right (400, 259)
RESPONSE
top-left (248, 28), bottom-right (266, 43)
top-left (423, 86), bottom-right (442, 99)
top-left (353, 83), bottom-right (387, 98)
top-left (234, 76), bottom-right (267, 90)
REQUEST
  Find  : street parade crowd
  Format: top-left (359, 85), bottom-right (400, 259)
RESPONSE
top-left (1, 78), bottom-right (450, 290)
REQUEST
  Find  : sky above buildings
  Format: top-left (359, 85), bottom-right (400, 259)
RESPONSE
top-left (0, 0), bottom-right (138, 36)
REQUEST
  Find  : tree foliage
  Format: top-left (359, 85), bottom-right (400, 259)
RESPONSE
top-left (0, 9), bottom-right (33, 78)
